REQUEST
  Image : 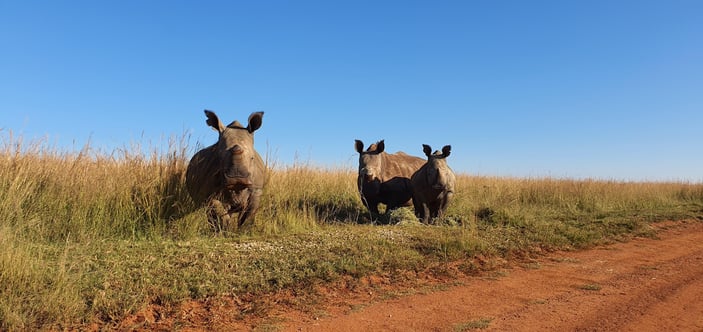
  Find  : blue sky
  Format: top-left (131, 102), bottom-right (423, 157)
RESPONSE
top-left (1, 1), bottom-right (701, 181)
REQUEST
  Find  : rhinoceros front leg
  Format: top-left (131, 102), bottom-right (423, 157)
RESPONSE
top-left (208, 198), bottom-right (232, 232)
top-left (422, 203), bottom-right (432, 223)
top-left (438, 191), bottom-right (453, 219)
top-left (412, 195), bottom-right (431, 223)
top-left (237, 189), bottom-right (261, 227)
top-left (361, 195), bottom-right (380, 215)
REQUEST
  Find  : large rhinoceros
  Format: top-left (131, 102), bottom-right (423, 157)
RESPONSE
top-left (355, 139), bottom-right (425, 217)
top-left (411, 144), bottom-right (456, 223)
top-left (186, 110), bottom-right (265, 231)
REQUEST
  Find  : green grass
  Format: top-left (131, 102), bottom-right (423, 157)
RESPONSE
top-left (455, 317), bottom-right (493, 330)
top-left (2, 131), bottom-right (703, 330)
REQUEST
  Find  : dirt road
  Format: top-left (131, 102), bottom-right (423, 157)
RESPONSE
top-left (119, 220), bottom-right (703, 331)
top-left (279, 220), bottom-right (703, 331)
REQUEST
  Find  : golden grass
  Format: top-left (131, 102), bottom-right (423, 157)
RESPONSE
top-left (0, 132), bottom-right (196, 241)
top-left (1, 131), bottom-right (702, 330)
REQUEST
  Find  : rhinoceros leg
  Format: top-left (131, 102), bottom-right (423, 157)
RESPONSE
top-left (237, 208), bottom-right (253, 228)
top-left (438, 192), bottom-right (453, 218)
top-left (431, 197), bottom-right (447, 221)
top-left (365, 196), bottom-right (380, 215)
top-left (413, 196), bottom-right (431, 224)
top-left (412, 196), bottom-right (422, 220)
top-left (208, 198), bottom-right (232, 232)
top-left (422, 203), bottom-right (432, 223)
top-left (237, 188), bottom-right (262, 227)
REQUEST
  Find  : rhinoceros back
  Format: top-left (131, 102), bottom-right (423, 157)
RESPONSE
top-left (185, 144), bottom-right (224, 205)
top-left (380, 152), bottom-right (426, 181)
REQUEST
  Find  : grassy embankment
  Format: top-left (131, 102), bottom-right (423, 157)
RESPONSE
top-left (1, 132), bottom-right (702, 330)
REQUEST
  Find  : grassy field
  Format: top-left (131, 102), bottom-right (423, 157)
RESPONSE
top-left (2, 132), bottom-right (702, 330)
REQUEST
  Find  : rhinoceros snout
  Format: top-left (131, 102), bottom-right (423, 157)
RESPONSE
top-left (231, 144), bottom-right (244, 155)
top-left (225, 170), bottom-right (250, 179)
top-left (224, 156), bottom-right (253, 187)
top-left (224, 172), bottom-right (253, 188)
top-left (223, 144), bottom-right (253, 183)
top-left (360, 168), bottom-right (378, 182)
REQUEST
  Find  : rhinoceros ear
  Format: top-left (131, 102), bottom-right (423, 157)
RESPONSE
top-left (422, 144), bottom-right (432, 157)
top-left (247, 112), bottom-right (264, 133)
top-left (204, 110), bottom-right (225, 133)
top-left (441, 145), bottom-right (452, 158)
top-left (355, 140), bottom-right (365, 153)
top-left (375, 140), bottom-right (385, 153)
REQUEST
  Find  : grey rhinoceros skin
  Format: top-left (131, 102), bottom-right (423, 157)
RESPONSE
top-left (411, 144), bottom-right (456, 223)
top-left (186, 110), bottom-right (265, 231)
top-left (355, 139), bottom-right (425, 218)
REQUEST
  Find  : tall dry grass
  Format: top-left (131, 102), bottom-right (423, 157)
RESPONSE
top-left (1, 130), bottom-right (702, 330)
top-left (255, 164), bottom-right (362, 234)
top-left (452, 176), bottom-right (701, 222)
top-left (3, 130), bottom-right (700, 242)
top-left (0, 131), bottom-right (196, 242)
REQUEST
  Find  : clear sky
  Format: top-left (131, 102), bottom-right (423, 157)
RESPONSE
top-left (1, 1), bottom-right (701, 182)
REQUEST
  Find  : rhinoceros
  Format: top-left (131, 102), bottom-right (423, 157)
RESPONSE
top-left (355, 139), bottom-right (425, 216)
top-left (411, 144), bottom-right (456, 223)
top-left (185, 110), bottom-right (265, 231)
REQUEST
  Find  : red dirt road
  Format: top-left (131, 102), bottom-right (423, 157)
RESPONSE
top-left (118, 220), bottom-right (703, 331)
top-left (280, 220), bottom-right (703, 332)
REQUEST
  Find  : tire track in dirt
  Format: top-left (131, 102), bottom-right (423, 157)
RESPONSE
top-left (498, 232), bottom-right (703, 331)
top-left (283, 221), bottom-right (703, 332)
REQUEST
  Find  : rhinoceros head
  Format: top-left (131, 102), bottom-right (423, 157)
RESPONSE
top-left (422, 144), bottom-right (452, 190)
top-left (355, 139), bottom-right (385, 183)
top-left (205, 110), bottom-right (264, 190)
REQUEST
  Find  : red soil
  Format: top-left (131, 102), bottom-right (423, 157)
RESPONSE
top-left (115, 220), bottom-right (703, 331)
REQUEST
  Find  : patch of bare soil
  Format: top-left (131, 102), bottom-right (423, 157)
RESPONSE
top-left (115, 220), bottom-right (703, 331)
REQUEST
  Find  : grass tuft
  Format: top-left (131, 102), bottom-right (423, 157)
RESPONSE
top-left (455, 317), bottom-right (493, 330)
